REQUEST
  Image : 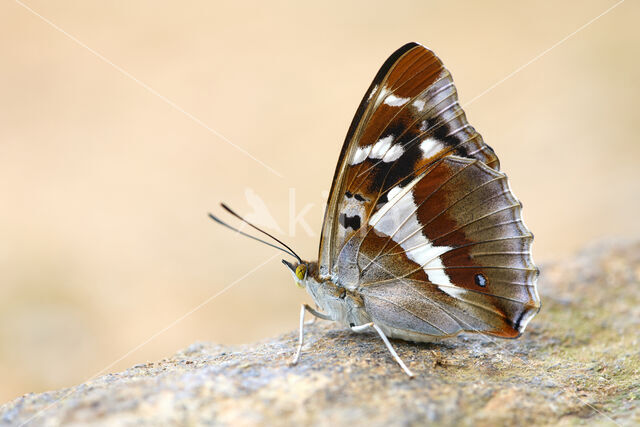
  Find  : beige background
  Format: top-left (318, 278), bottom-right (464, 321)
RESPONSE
top-left (1, 0), bottom-right (638, 402)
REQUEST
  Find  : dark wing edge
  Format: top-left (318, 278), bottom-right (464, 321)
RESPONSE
top-left (318, 43), bottom-right (419, 277)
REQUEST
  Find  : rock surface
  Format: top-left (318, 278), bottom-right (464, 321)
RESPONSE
top-left (2, 239), bottom-right (639, 426)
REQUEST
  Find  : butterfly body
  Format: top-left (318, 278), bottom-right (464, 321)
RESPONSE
top-left (292, 263), bottom-right (454, 343)
top-left (295, 265), bottom-right (372, 330)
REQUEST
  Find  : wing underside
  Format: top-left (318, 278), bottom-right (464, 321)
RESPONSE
top-left (318, 43), bottom-right (540, 337)
top-left (352, 156), bottom-right (539, 338)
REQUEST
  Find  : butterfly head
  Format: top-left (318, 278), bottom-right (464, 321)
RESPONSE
top-left (282, 259), bottom-right (309, 288)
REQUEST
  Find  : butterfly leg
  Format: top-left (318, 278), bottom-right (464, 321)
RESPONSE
top-left (304, 304), bottom-right (322, 325)
top-left (291, 303), bottom-right (332, 365)
top-left (350, 322), bottom-right (414, 378)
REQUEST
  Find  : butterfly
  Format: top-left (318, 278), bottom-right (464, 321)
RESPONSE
top-left (211, 42), bottom-right (541, 377)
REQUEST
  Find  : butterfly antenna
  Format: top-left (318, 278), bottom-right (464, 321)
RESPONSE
top-left (209, 204), bottom-right (302, 264)
top-left (208, 212), bottom-right (299, 261)
top-left (219, 203), bottom-right (303, 263)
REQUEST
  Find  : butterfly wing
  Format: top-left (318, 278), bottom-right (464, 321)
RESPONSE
top-left (354, 156), bottom-right (539, 338)
top-left (318, 43), bottom-right (540, 338)
top-left (319, 42), bottom-right (500, 278)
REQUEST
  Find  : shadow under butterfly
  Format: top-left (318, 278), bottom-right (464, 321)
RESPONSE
top-left (210, 42), bottom-right (541, 377)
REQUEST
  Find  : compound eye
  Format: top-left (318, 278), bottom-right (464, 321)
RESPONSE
top-left (295, 264), bottom-right (307, 280)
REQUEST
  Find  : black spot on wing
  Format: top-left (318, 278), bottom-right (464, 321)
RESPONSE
top-left (430, 117), bottom-right (469, 157)
top-left (385, 121), bottom-right (409, 141)
top-left (474, 273), bottom-right (487, 287)
top-left (345, 190), bottom-right (366, 202)
top-left (339, 213), bottom-right (361, 231)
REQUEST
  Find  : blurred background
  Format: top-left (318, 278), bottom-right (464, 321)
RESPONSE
top-left (1, 0), bottom-right (638, 402)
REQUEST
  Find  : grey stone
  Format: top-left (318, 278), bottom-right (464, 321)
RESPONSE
top-left (2, 239), bottom-right (639, 426)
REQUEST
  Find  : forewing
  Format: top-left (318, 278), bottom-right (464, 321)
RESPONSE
top-left (319, 43), bottom-right (499, 278)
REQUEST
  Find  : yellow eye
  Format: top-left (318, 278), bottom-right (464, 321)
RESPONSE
top-left (295, 264), bottom-right (307, 280)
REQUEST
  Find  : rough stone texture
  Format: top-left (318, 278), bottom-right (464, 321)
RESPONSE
top-left (2, 239), bottom-right (639, 426)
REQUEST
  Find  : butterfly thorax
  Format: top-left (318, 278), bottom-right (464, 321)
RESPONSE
top-left (303, 262), bottom-right (371, 327)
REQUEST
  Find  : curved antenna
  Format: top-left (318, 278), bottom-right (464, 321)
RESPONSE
top-left (208, 203), bottom-right (302, 264)
top-left (208, 213), bottom-right (297, 259)
top-left (219, 203), bottom-right (303, 263)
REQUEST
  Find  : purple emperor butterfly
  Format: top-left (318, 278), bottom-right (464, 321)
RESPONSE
top-left (211, 42), bottom-right (541, 377)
